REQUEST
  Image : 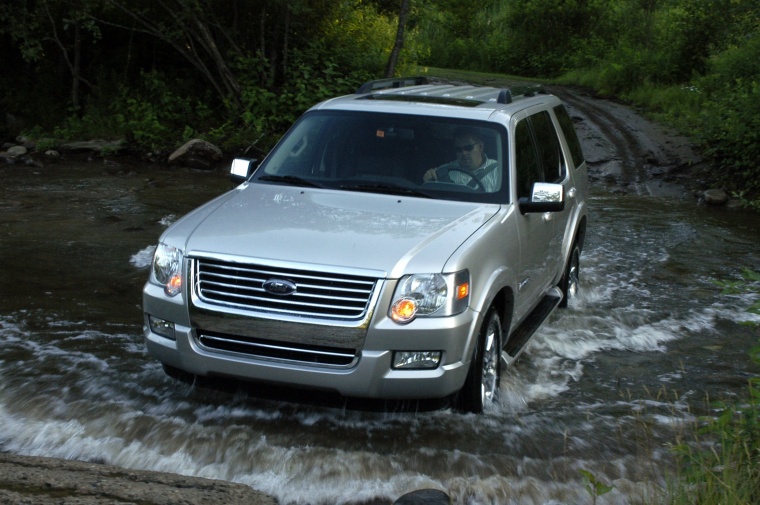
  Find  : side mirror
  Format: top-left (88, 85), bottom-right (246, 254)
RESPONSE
top-left (230, 158), bottom-right (258, 184)
top-left (519, 182), bottom-right (565, 214)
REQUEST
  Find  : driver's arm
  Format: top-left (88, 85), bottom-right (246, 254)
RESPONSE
top-left (423, 168), bottom-right (438, 182)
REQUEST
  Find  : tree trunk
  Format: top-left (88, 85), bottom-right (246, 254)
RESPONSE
top-left (104, 0), bottom-right (244, 111)
top-left (384, 0), bottom-right (411, 78)
top-left (72, 20), bottom-right (81, 111)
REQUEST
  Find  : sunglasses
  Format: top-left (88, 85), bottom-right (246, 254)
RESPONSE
top-left (455, 143), bottom-right (479, 153)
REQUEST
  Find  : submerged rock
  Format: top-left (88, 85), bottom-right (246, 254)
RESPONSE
top-left (704, 188), bottom-right (729, 205)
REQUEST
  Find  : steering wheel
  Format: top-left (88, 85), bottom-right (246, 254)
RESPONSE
top-left (444, 167), bottom-right (485, 191)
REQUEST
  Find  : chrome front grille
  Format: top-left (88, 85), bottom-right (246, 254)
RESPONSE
top-left (192, 257), bottom-right (379, 320)
top-left (197, 330), bottom-right (357, 366)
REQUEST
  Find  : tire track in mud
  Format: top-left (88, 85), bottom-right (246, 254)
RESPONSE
top-left (549, 87), bottom-right (650, 192)
top-left (548, 86), bottom-right (702, 197)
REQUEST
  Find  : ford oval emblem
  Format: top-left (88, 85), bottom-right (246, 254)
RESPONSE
top-left (263, 278), bottom-right (297, 296)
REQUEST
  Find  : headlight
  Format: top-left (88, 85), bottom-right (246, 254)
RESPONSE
top-left (389, 271), bottom-right (470, 324)
top-left (150, 243), bottom-right (183, 297)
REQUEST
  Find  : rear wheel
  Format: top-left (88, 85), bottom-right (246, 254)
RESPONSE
top-left (457, 307), bottom-right (501, 413)
top-left (559, 243), bottom-right (580, 308)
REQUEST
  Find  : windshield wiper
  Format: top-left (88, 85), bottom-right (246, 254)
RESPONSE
top-left (257, 174), bottom-right (324, 188)
top-left (339, 182), bottom-right (432, 198)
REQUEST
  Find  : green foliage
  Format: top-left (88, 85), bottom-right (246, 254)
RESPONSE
top-left (695, 81), bottom-right (760, 205)
top-left (226, 44), bottom-right (371, 153)
top-left (670, 400), bottom-right (760, 504)
top-left (579, 469), bottom-right (614, 505)
top-left (48, 69), bottom-right (216, 150)
top-left (552, 0), bottom-right (760, 208)
top-left (3, 0), bottom-right (759, 199)
top-left (4, 0), bottom-right (407, 153)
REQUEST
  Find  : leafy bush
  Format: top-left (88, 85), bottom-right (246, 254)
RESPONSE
top-left (690, 35), bottom-right (760, 205)
top-left (48, 69), bottom-right (218, 151)
top-left (225, 44), bottom-right (371, 154)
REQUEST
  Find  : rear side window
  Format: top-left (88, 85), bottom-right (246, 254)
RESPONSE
top-left (554, 104), bottom-right (585, 168)
top-left (530, 111), bottom-right (564, 183)
top-left (515, 120), bottom-right (541, 199)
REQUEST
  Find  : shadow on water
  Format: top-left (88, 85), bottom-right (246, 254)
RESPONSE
top-left (183, 370), bottom-right (452, 414)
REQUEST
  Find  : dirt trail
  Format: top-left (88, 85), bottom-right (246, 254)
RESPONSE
top-left (548, 86), bottom-right (705, 198)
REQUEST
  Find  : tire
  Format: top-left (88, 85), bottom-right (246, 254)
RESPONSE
top-left (456, 307), bottom-right (501, 413)
top-left (559, 243), bottom-right (580, 308)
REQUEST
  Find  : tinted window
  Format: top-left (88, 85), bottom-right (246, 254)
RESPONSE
top-left (255, 111), bottom-right (509, 204)
top-left (531, 111), bottom-right (565, 183)
top-left (515, 120), bottom-right (541, 199)
top-left (554, 104), bottom-right (585, 168)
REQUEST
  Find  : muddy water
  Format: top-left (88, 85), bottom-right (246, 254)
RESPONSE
top-left (1, 160), bottom-right (759, 505)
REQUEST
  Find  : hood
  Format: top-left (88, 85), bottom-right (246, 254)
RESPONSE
top-left (169, 184), bottom-right (499, 277)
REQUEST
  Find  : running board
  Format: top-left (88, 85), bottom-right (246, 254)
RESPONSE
top-left (502, 287), bottom-right (563, 366)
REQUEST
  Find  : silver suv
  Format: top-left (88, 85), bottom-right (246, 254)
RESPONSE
top-left (143, 77), bottom-right (588, 413)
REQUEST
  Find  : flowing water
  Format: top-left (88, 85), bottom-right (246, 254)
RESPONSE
top-left (1, 160), bottom-right (759, 504)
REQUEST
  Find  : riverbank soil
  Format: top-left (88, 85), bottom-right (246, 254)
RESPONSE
top-left (0, 453), bottom-right (277, 505)
top-left (548, 86), bottom-right (707, 200)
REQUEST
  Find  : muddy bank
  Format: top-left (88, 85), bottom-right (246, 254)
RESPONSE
top-left (0, 452), bottom-right (277, 505)
top-left (549, 86), bottom-right (710, 200)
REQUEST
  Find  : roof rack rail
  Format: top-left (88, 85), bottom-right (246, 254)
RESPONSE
top-left (355, 76), bottom-right (429, 94)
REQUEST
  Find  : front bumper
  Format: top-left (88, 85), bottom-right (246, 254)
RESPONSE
top-left (143, 283), bottom-right (479, 400)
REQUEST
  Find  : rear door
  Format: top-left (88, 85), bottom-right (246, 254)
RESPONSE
top-left (512, 108), bottom-right (567, 319)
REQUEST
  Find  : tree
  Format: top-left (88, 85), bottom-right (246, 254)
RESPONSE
top-left (0, 0), bottom-right (101, 112)
top-left (101, 0), bottom-right (244, 109)
top-left (384, 0), bottom-right (411, 77)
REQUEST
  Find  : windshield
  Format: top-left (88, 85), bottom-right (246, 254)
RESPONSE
top-left (252, 110), bottom-right (509, 204)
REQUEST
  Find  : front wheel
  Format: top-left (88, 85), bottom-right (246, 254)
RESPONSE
top-left (559, 243), bottom-right (580, 308)
top-left (456, 307), bottom-right (501, 413)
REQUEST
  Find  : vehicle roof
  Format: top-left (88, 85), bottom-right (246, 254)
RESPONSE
top-left (311, 77), bottom-right (561, 120)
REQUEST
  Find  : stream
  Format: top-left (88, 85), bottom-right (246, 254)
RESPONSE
top-left (1, 159), bottom-right (759, 504)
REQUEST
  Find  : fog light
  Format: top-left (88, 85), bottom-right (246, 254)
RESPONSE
top-left (149, 315), bottom-right (176, 340)
top-left (392, 351), bottom-right (442, 370)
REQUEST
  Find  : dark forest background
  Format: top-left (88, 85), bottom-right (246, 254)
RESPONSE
top-left (1, 0), bottom-right (759, 205)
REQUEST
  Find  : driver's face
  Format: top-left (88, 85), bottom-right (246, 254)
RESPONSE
top-left (454, 137), bottom-right (484, 170)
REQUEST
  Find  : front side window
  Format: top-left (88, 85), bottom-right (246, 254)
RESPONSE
top-left (254, 111), bottom-right (509, 204)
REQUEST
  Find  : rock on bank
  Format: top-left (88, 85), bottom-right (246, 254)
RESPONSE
top-left (0, 453), bottom-right (277, 505)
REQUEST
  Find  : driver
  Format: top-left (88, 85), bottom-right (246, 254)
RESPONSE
top-left (423, 129), bottom-right (500, 191)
